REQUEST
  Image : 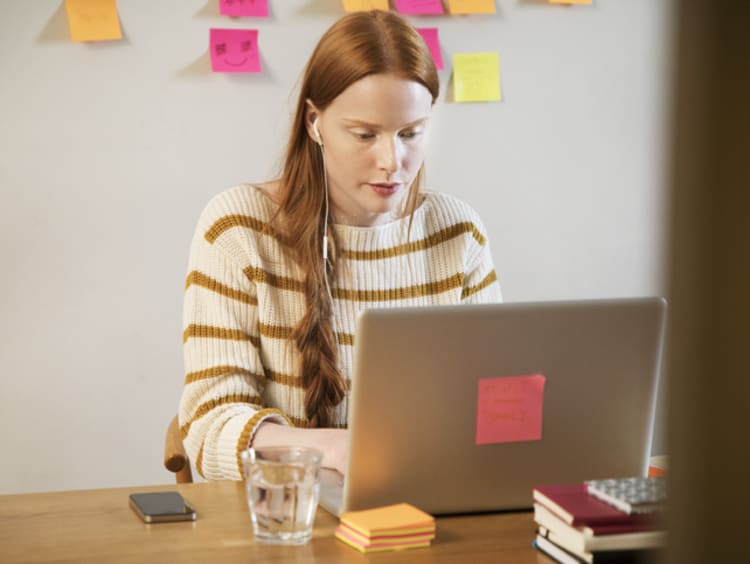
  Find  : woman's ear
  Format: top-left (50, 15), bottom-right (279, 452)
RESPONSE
top-left (304, 99), bottom-right (321, 146)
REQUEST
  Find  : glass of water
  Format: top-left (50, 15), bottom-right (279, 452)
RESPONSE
top-left (240, 446), bottom-right (323, 545)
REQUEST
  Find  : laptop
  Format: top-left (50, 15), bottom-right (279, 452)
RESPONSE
top-left (319, 297), bottom-right (667, 516)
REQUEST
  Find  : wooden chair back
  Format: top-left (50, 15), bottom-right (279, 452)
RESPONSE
top-left (164, 415), bottom-right (193, 483)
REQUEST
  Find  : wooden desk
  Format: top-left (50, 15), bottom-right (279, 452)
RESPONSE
top-left (0, 481), bottom-right (545, 563)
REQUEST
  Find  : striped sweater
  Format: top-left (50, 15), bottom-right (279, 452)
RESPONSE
top-left (179, 184), bottom-right (502, 480)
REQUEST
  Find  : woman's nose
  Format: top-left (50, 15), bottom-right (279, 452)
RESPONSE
top-left (375, 137), bottom-right (399, 175)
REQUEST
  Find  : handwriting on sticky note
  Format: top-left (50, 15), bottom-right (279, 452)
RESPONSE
top-left (394, 0), bottom-right (445, 15)
top-left (65, 0), bottom-right (122, 43)
top-left (416, 28), bottom-right (444, 70)
top-left (210, 29), bottom-right (261, 73)
top-left (447, 0), bottom-right (497, 14)
top-left (219, 0), bottom-right (269, 17)
top-left (453, 52), bottom-right (501, 102)
top-left (342, 0), bottom-right (389, 11)
top-left (476, 374), bottom-right (545, 445)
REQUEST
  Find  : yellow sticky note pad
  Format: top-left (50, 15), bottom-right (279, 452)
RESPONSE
top-left (453, 52), bottom-right (501, 103)
top-left (342, 0), bottom-right (390, 11)
top-left (65, 0), bottom-right (122, 42)
top-left (447, 0), bottom-right (497, 14)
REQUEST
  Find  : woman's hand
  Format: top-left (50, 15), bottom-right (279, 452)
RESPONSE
top-left (253, 422), bottom-right (349, 475)
top-left (320, 428), bottom-right (348, 475)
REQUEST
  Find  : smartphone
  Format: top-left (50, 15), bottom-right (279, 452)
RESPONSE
top-left (129, 491), bottom-right (197, 523)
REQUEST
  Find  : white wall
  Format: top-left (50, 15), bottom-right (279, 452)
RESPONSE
top-left (0, 0), bottom-right (674, 494)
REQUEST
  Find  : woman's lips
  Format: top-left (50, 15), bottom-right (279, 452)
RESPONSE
top-left (369, 183), bottom-right (400, 196)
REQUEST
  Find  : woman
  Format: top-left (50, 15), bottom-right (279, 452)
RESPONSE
top-left (179, 10), bottom-right (502, 481)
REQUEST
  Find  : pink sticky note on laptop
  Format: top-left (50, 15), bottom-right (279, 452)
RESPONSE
top-left (416, 28), bottom-right (444, 70)
top-left (209, 28), bottom-right (261, 73)
top-left (219, 0), bottom-right (268, 18)
top-left (476, 374), bottom-right (545, 445)
top-left (394, 0), bottom-right (445, 15)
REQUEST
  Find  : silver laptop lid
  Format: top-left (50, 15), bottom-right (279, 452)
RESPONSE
top-left (341, 297), bottom-right (666, 515)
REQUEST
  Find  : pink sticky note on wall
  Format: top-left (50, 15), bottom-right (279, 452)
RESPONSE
top-left (210, 28), bottom-right (261, 73)
top-left (416, 28), bottom-right (444, 70)
top-left (219, 0), bottom-right (268, 17)
top-left (394, 0), bottom-right (445, 15)
top-left (476, 374), bottom-right (545, 445)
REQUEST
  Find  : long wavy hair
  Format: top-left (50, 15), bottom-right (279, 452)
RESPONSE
top-left (273, 10), bottom-right (440, 427)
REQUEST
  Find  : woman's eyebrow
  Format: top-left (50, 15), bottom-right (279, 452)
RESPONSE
top-left (341, 117), bottom-right (430, 128)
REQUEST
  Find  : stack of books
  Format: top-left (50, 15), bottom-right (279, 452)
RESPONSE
top-left (334, 502), bottom-right (436, 553)
top-left (532, 477), bottom-right (666, 563)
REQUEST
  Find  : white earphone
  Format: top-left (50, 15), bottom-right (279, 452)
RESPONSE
top-left (314, 119), bottom-right (329, 264)
top-left (313, 120), bottom-right (323, 146)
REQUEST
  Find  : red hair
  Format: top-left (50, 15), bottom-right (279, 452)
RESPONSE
top-left (273, 10), bottom-right (440, 427)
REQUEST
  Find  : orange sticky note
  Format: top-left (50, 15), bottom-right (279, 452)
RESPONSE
top-left (549, 0), bottom-right (593, 4)
top-left (447, 0), bottom-right (497, 14)
top-left (476, 374), bottom-right (545, 445)
top-left (340, 503), bottom-right (435, 537)
top-left (65, 0), bottom-right (122, 42)
top-left (342, 0), bottom-right (389, 11)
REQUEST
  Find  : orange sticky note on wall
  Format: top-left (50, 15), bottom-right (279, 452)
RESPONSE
top-left (447, 0), bottom-right (497, 14)
top-left (549, 0), bottom-right (593, 5)
top-left (65, 0), bottom-right (122, 42)
top-left (342, 0), bottom-right (389, 11)
top-left (476, 374), bottom-right (545, 445)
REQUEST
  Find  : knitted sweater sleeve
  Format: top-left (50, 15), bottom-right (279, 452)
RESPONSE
top-left (178, 199), bottom-right (291, 481)
top-left (459, 204), bottom-right (503, 304)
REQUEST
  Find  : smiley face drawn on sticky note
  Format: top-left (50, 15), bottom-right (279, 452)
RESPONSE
top-left (209, 28), bottom-right (261, 73)
top-left (476, 374), bottom-right (546, 445)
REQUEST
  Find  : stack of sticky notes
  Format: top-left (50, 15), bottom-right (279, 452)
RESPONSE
top-left (335, 503), bottom-right (436, 553)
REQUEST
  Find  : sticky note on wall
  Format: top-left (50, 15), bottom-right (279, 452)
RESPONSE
top-left (65, 0), bottom-right (122, 42)
top-left (219, 0), bottom-right (269, 17)
top-left (394, 0), bottom-right (445, 15)
top-left (416, 28), bottom-right (444, 70)
top-left (342, 0), bottom-right (389, 11)
top-left (476, 374), bottom-right (546, 445)
top-left (453, 52), bottom-right (501, 102)
top-left (210, 29), bottom-right (261, 73)
top-left (447, 0), bottom-right (497, 14)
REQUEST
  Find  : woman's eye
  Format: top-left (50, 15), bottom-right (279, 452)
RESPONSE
top-left (355, 132), bottom-right (375, 140)
top-left (399, 130), bottom-right (420, 139)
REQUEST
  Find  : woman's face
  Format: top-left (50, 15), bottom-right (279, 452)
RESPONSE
top-left (309, 73), bottom-right (433, 227)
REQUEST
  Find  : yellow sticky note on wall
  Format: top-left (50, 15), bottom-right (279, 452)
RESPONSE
top-left (447, 0), bottom-right (497, 14)
top-left (342, 0), bottom-right (389, 11)
top-left (453, 53), bottom-right (501, 103)
top-left (65, 0), bottom-right (122, 42)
